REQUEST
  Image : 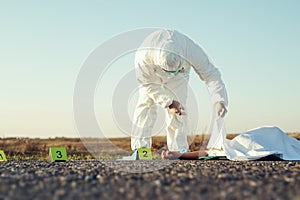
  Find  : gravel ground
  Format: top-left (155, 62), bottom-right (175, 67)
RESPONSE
top-left (0, 160), bottom-right (299, 200)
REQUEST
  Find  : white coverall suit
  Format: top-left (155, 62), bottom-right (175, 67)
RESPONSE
top-left (131, 29), bottom-right (228, 152)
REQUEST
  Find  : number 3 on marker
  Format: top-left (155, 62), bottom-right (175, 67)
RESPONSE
top-left (56, 151), bottom-right (63, 158)
top-left (49, 147), bottom-right (68, 162)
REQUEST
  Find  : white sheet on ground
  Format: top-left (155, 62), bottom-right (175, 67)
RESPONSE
top-left (208, 118), bottom-right (300, 160)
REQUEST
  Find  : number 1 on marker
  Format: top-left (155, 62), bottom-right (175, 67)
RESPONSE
top-left (0, 150), bottom-right (7, 161)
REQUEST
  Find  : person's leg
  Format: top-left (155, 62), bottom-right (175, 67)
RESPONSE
top-left (131, 88), bottom-right (157, 150)
top-left (165, 108), bottom-right (189, 151)
top-left (162, 150), bottom-right (208, 160)
top-left (165, 72), bottom-right (190, 152)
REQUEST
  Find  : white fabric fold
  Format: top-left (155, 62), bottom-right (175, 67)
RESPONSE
top-left (208, 118), bottom-right (300, 160)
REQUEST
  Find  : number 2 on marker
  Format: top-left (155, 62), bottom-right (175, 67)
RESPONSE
top-left (142, 150), bottom-right (148, 157)
top-left (137, 148), bottom-right (152, 160)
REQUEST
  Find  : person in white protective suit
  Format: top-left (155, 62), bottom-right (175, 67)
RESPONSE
top-left (131, 29), bottom-right (228, 154)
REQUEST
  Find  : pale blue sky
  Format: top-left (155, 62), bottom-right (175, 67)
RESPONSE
top-left (0, 1), bottom-right (300, 138)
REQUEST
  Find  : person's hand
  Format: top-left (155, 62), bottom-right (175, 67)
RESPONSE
top-left (215, 101), bottom-right (227, 118)
top-left (161, 150), bottom-right (181, 160)
top-left (168, 100), bottom-right (185, 115)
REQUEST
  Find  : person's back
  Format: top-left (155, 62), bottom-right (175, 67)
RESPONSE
top-left (135, 29), bottom-right (189, 73)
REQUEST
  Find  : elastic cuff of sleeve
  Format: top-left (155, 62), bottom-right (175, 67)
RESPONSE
top-left (212, 100), bottom-right (228, 107)
top-left (162, 98), bottom-right (173, 108)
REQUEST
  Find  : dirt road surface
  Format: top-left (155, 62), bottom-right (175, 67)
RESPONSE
top-left (0, 160), bottom-right (299, 200)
